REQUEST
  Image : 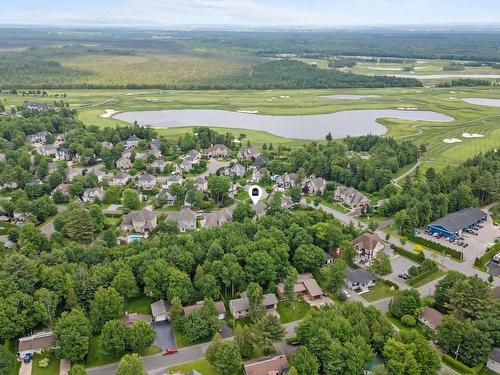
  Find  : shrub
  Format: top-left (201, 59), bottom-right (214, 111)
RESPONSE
top-left (407, 235), bottom-right (462, 260)
top-left (38, 358), bottom-right (50, 368)
top-left (401, 314), bottom-right (416, 327)
top-left (390, 244), bottom-right (424, 263)
top-left (474, 243), bottom-right (500, 270)
top-left (442, 354), bottom-right (476, 374)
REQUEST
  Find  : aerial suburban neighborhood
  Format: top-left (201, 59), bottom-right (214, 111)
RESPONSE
top-left (0, 4), bottom-right (500, 375)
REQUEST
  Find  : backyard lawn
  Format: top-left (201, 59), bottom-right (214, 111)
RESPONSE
top-left (31, 354), bottom-right (60, 375)
top-left (169, 359), bottom-right (219, 375)
top-left (362, 281), bottom-right (397, 302)
top-left (276, 300), bottom-right (311, 324)
top-left (126, 296), bottom-right (155, 315)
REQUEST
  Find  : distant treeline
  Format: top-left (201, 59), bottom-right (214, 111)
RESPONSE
top-left (0, 58), bottom-right (421, 90)
top-left (437, 78), bottom-right (495, 87)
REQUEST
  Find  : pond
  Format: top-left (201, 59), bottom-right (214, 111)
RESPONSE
top-left (462, 98), bottom-right (500, 107)
top-left (114, 109), bottom-right (454, 140)
top-left (320, 94), bottom-right (381, 100)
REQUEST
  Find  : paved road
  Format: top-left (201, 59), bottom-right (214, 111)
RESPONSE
top-left (198, 159), bottom-right (230, 178)
top-left (392, 160), bottom-right (421, 186)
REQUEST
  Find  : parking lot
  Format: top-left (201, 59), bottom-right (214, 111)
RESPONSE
top-left (417, 216), bottom-right (500, 262)
top-left (386, 254), bottom-right (418, 288)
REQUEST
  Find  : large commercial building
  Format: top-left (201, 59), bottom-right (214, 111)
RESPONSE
top-left (427, 207), bottom-right (487, 238)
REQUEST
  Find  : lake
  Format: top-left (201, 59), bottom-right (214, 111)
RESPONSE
top-left (114, 109), bottom-right (454, 140)
top-left (462, 98), bottom-right (500, 107)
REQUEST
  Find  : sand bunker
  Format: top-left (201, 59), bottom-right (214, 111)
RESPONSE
top-left (236, 110), bottom-right (259, 114)
top-left (396, 107), bottom-right (418, 110)
top-left (443, 138), bottom-right (462, 144)
top-left (321, 94), bottom-right (381, 100)
top-left (280, 96), bottom-right (290, 99)
top-left (100, 109), bottom-right (118, 118)
top-left (125, 93), bottom-right (135, 96)
top-left (462, 133), bottom-right (484, 138)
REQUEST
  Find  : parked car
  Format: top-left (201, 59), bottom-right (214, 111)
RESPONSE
top-left (342, 290), bottom-right (351, 299)
top-left (398, 273), bottom-right (408, 279)
top-left (403, 271), bottom-right (412, 279)
top-left (493, 253), bottom-right (500, 263)
top-left (162, 348), bottom-right (178, 356)
top-left (23, 353), bottom-right (32, 364)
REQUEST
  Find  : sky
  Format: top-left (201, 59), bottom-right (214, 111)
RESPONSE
top-left (1, 0), bottom-right (499, 28)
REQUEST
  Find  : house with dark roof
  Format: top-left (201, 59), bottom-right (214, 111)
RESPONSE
top-left (123, 135), bottom-right (140, 149)
top-left (151, 299), bottom-right (170, 322)
top-left (427, 207), bottom-right (487, 238)
top-left (487, 347), bottom-right (500, 374)
top-left (352, 233), bottom-right (385, 264)
top-left (334, 185), bottom-right (370, 210)
top-left (346, 269), bottom-right (376, 293)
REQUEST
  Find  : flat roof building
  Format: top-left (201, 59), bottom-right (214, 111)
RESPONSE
top-left (427, 207), bottom-right (487, 238)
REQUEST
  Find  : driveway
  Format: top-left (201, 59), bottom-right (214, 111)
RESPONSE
top-left (153, 321), bottom-right (176, 349)
top-left (387, 255), bottom-right (418, 289)
top-left (19, 360), bottom-right (32, 375)
top-left (198, 159), bottom-right (230, 178)
top-left (488, 261), bottom-right (500, 277)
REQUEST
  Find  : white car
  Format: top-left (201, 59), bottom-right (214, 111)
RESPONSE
top-left (493, 253), bottom-right (500, 263)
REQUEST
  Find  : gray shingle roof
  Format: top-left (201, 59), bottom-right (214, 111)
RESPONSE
top-left (347, 269), bottom-right (376, 284)
top-left (428, 207), bottom-right (487, 233)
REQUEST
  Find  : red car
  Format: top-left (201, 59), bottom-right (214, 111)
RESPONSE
top-left (162, 348), bottom-right (178, 356)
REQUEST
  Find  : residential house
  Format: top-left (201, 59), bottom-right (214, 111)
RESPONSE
top-left (176, 159), bottom-right (193, 173)
top-left (243, 354), bottom-right (289, 375)
top-left (116, 154), bottom-right (133, 170)
top-left (183, 149), bottom-right (201, 164)
top-left (148, 159), bottom-right (166, 173)
top-left (203, 144), bottom-right (231, 158)
top-left (55, 133), bottom-right (65, 143)
top-left (38, 144), bottom-right (58, 157)
top-left (252, 201), bottom-right (266, 218)
top-left (237, 146), bottom-right (261, 161)
top-left (148, 148), bottom-right (162, 160)
top-left (202, 209), bottom-right (232, 229)
top-left (229, 291), bottom-right (278, 319)
top-left (156, 188), bottom-right (176, 206)
top-left (150, 138), bottom-right (161, 150)
top-left (223, 163), bottom-right (246, 178)
top-left (418, 307), bottom-right (444, 332)
top-left (276, 273), bottom-right (325, 303)
top-left (194, 176), bottom-right (208, 192)
top-left (56, 147), bottom-right (70, 161)
top-left (137, 173), bottom-right (157, 190)
top-left (487, 348), bottom-right (500, 374)
top-left (162, 175), bottom-right (183, 188)
top-left (121, 312), bottom-right (152, 326)
top-left (352, 233), bottom-right (385, 264)
top-left (123, 135), bottom-right (140, 150)
top-left (52, 183), bottom-right (70, 198)
top-left (334, 185), bottom-right (371, 210)
top-left (26, 102), bottom-right (52, 111)
top-left (18, 331), bottom-right (57, 357)
top-left (302, 175), bottom-right (327, 195)
top-left (65, 166), bottom-right (84, 181)
top-left (27, 131), bottom-right (51, 144)
top-left (151, 299), bottom-right (170, 322)
top-left (110, 171), bottom-right (131, 187)
top-left (275, 173), bottom-right (297, 190)
top-left (182, 300), bottom-right (227, 320)
top-left (178, 207), bottom-right (197, 232)
top-left (345, 269), bottom-right (376, 293)
top-left (47, 162), bottom-right (59, 174)
top-left (120, 208), bottom-right (158, 233)
top-left (324, 252), bottom-right (334, 265)
top-left (87, 165), bottom-right (113, 182)
top-left (82, 187), bottom-right (105, 203)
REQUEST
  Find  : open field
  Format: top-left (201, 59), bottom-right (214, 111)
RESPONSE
top-left (2, 85), bottom-right (499, 167)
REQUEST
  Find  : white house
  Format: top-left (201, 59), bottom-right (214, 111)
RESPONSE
top-left (82, 187), bottom-right (105, 203)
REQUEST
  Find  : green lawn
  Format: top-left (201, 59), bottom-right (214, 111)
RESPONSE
top-left (386, 314), bottom-right (426, 337)
top-left (276, 300), bottom-right (311, 324)
top-left (168, 359), bottom-right (219, 375)
top-left (86, 335), bottom-right (119, 368)
top-left (320, 200), bottom-right (350, 213)
top-left (362, 281), bottom-right (397, 302)
top-left (126, 296), bottom-right (155, 315)
top-left (32, 354), bottom-right (60, 375)
top-left (407, 270), bottom-right (446, 288)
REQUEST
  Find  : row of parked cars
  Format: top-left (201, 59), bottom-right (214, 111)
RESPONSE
top-left (425, 230), bottom-right (470, 248)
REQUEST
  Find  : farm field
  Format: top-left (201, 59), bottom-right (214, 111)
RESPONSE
top-left (2, 85), bottom-right (500, 168)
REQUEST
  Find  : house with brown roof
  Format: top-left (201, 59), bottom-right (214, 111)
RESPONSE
top-left (120, 208), bottom-right (157, 233)
top-left (116, 154), bottom-right (133, 170)
top-left (202, 144), bottom-right (231, 158)
top-left (302, 175), bottom-right (327, 195)
top-left (166, 207), bottom-right (197, 232)
top-left (121, 312), bottom-right (153, 326)
top-left (229, 292), bottom-right (278, 319)
top-left (238, 147), bottom-right (262, 162)
top-left (202, 209), bottom-right (233, 228)
top-left (352, 233), bottom-right (385, 264)
top-left (274, 173), bottom-right (297, 190)
top-left (418, 307), bottom-right (444, 332)
top-left (182, 300), bottom-right (227, 320)
top-left (18, 331), bottom-right (57, 357)
top-left (243, 354), bottom-right (289, 375)
top-left (223, 163), bottom-right (246, 178)
top-left (334, 185), bottom-right (371, 210)
top-left (276, 273), bottom-right (330, 307)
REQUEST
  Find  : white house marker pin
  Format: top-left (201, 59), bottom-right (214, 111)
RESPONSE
top-left (248, 185), bottom-right (263, 205)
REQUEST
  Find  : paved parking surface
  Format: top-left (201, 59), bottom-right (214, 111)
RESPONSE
top-left (387, 255), bottom-right (418, 288)
top-left (488, 261), bottom-right (500, 277)
top-left (153, 321), bottom-right (175, 349)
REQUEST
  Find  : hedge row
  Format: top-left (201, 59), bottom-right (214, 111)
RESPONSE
top-left (407, 234), bottom-right (462, 260)
top-left (390, 244), bottom-right (425, 263)
top-left (407, 267), bottom-right (438, 286)
top-left (474, 242), bottom-right (500, 269)
top-left (442, 354), bottom-right (482, 374)
top-left (383, 279), bottom-right (400, 290)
